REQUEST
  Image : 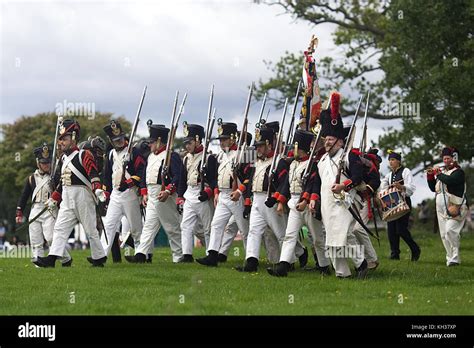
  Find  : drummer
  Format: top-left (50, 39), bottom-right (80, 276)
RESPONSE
top-left (380, 150), bottom-right (421, 261)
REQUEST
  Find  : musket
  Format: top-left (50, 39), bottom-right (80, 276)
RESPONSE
top-left (255, 92), bottom-right (267, 129)
top-left (266, 98), bottom-right (288, 202)
top-left (285, 79), bottom-right (303, 155)
top-left (51, 114), bottom-right (63, 176)
top-left (232, 83), bottom-right (253, 190)
top-left (334, 94), bottom-right (364, 185)
top-left (359, 89), bottom-right (370, 153)
top-left (333, 92), bottom-right (378, 242)
top-left (200, 84), bottom-right (216, 193)
top-left (162, 92), bottom-right (187, 191)
top-left (264, 109), bottom-right (271, 122)
top-left (300, 121), bottom-right (322, 193)
top-left (370, 198), bottom-right (381, 246)
top-left (121, 86), bottom-right (147, 185)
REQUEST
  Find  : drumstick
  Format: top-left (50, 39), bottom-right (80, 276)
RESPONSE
top-left (389, 179), bottom-right (403, 188)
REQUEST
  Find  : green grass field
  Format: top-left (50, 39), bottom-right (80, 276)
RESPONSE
top-left (1, 227), bottom-right (473, 315)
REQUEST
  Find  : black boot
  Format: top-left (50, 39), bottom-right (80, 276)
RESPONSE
top-left (125, 253), bottom-right (146, 264)
top-left (33, 255), bottom-right (57, 268)
top-left (179, 254), bottom-right (194, 263)
top-left (196, 250), bottom-right (218, 267)
top-left (111, 233), bottom-right (122, 263)
top-left (235, 257), bottom-right (259, 272)
top-left (267, 261), bottom-right (290, 277)
top-left (125, 235), bottom-right (135, 248)
top-left (146, 254), bottom-right (153, 263)
top-left (411, 248), bottom-right (421, 262)
top-left (217, 253), bottom-right (227, 263)
top-left (91, 256), bottom-right (107, 267)
top-left (299, 247), bottom-right (308, 268)
top-left (86, 256), bottom-right (94, 264)
top-left (61, 258), bottom-right (73, 267)
top-left (356, 259), bottom-right (368, 279)
top-left (318, 265), bottom-right (331, 275)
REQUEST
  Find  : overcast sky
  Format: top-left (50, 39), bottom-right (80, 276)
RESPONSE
top-left (0, 0), bottom-right (434, 204)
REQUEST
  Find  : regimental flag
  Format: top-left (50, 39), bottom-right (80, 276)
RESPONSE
top-left (300, 35), bottom-right (322, 131)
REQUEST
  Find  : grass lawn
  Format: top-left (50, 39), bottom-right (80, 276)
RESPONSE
top-left (0, 227), bottom-right (473, 315)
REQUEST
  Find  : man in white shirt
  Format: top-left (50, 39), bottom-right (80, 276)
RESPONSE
top-left (380, 151), bottom-right (421, 261)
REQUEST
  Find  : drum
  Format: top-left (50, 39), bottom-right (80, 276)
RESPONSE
top-left (378, 187), bottom-right (410, 222)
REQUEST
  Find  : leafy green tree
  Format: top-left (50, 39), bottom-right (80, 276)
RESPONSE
top-left (0, 112), bottom-right (131, 240)
top-left (256, 0), bottom-right (473, 172)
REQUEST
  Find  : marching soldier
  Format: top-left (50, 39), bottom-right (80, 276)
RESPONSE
top-left (351, 147), bottom-right (382, 270)
top-left (216, 131), bottom-right (253, 262)
top-left (263, 120), bottom-right (308, 266)
top-left (267, 129), bottom-right (330, 277)
top-left (381, 150), bottom-right (421, 261)
top-left (177, 122), bottom-right (217, 262)
top-left (34, 119), bottom-right (108, 267)
top-left (125, 123), bottom-right (183, 263)
top-left (236, 125), bottom-right (289, 272)
top-left (100, 120), bottom-right (145, 258)
top-left (427, 147), bottom-right (468, 266)
top-left (196, 121), bottom-right (250, 267)
top-left (310, 92), bottom-right (368, 278)
top-left (16, 143), bottom-right (72, 266)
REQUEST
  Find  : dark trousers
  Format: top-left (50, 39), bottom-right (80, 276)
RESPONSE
top-left (387, 211), bottom-right (420, 257)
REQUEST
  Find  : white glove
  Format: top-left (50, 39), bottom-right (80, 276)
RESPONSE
top-left (95, 189), bottom-right (106, 203)
top-left (46, 198), bottom-right (58, 210)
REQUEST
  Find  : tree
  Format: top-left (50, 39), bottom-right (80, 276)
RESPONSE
top-left (0, 112), bottom-right (131, 240)
top-left (255, 0), bottom-right (473, 172)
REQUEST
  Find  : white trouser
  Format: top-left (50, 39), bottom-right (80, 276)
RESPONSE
top-left (136, 185), bottom-right (182, 262)
top-left (218, 216), bottom-right (238, 256)
top-left (180, 186), bottom-right (213, 255)
top-left (208, 191), bottom-right (249, 252)
top-left (28, 203), bottom-right (70, 262)
top-left (246, 193), bottom-right (287, 261)
top-left (280, 197), bottom-right (330, 267)
top-left (101, 188), bottom-right (143, 255)
top-left (436, 193), bottom-right (466, 265)
top-left (263, 227), bottom-right (281, 264)
top-left (353, 200), bottom-right (378, 263)
top-left (50, 186), bottom-right (106, 260)
top-left (74, 224), bottom-right (89, 245)
top-left (327, 228), bottom-right (364, 278)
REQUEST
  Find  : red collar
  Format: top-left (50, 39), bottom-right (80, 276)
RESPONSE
top-left (229, 143), bottom-right (238, 151)
top-left (155, 145), bottom-right (166, 155)
top-left (298, 154), bottom-right (309, 162)
top-left (266, 150), bottom-right (275, 159)
top-left (194, 145), bottom-right (203, 154)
